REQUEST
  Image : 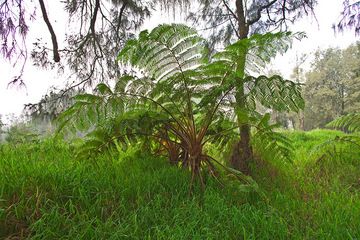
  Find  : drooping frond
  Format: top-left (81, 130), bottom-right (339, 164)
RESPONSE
top-left (56, 83), bottom-right (125, 134)
top-left (310, 135), bottom-right (360, 164)
top-left (75, 108), bottom-right (170, 160)
top-left (327, 113), bottom-right (360, 133)
top-left (213, 31), bottom-right (306, 74)
top-left (246, 75), bottom-right (305, 112)
top-left (252, 114), bottom-right (294, 164)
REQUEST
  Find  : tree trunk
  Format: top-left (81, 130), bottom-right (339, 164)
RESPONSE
top-left (230, 124), bottom-right (252, 174)
top-left (229, 0), bottom-right (253, 174)
top-left (299, 111), bottom-right (305, 130)
top-left (230, 78), bottom-right (253, 174)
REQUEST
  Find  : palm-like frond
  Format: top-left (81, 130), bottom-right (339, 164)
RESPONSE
top-left (213, 31), bottom-right (306, 75)
top-left (245, 32), bottom-right (306, 74)
top-left (327, 113), bottom-right (360, 133)
top-left (246, 75), bottom-right (304, 112)
top-left (194, 32), bottom-right (305, 113)
top-left (56, 83), bottom-right (125, 134)
top-left (117, 23), bottom-right (206, 83)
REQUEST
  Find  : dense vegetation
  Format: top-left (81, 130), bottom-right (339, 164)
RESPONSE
top-left (1, 1), bottom-right (359, 239)
top-left (1, 130), bottom-right (360, 239)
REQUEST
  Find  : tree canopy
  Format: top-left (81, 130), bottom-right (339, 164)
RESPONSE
top-left (303, 43), bottom-right (360, 130)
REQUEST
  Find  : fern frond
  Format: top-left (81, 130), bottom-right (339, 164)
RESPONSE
top-left (75, 108), bottom-right (171, 160)
top-left (213, 31), bottom-right (305, 74)
top-left (310, 135), bottom-right (360, 165)
top-left (252, 113), bottom-right (294, 164)
top-left (247, 32), bottom-right (305, 74)
top-left (327, 113), bottom-right (360, 133)
top-left (246, 75), bottom-right (305, 112)
top-left (56, 83), bottom-right (125, 135)
top-left (117, 24), bottom-right (206, 83)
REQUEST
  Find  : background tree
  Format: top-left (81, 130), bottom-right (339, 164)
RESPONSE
top-left (23, 87), bottom-right (80, 128)
top-left (1, 0), bottom-right (154, 121)
top-left (288, 53), bottom-right (307, 130)
top-left (303, 43), bottom-right (360, 130)
top-left (32, 0), bottom-right (152, 89)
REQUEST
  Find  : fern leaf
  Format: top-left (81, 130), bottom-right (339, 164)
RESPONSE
top-left (327, 113), bottom-right (360, 133)
top-left (252, 113), bottom-right (294, 164)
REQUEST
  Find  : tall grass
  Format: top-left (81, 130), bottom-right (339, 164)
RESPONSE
top-left (1, 130), bottom-right (360, 239)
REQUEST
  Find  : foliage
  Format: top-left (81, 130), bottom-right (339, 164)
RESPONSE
top-left (1, 132), bottom-right (360, 239)
top-left (334, 0), bottom-right (360, 35)
top-left (0, 0), bottom-right (34, 85)
top-left (327, 112), bottom-right (360, 133)
top-left (4, 122), bottom-right (39, 145)
top-left (2, 0), bottom-right (153, 88)
top-left (58, 24), bottom-right (305, 189)
top-left (24, 88), bottom-right (80, 124)
top-left (185, 0), bottom-right (316, 48)
top-left (303, 43), bottom-right (360, 130)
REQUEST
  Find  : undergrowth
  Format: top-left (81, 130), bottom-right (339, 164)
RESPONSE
top-left (1, 130), bottom-right (360, 239)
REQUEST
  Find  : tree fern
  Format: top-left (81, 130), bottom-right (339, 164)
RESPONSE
top-left (57, 24), bottom-right (306, 189)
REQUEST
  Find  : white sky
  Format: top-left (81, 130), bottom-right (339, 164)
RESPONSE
top-left (0, 0), bottom-right (358, 123)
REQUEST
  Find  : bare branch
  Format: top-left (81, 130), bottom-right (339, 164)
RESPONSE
top-left (222, 0), bottom-right (238, 20)
top-left (248, 0), bottom-right (278, 26)
top-left (38, 0), bottom-right (60, 62)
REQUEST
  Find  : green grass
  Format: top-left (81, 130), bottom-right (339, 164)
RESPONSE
top-left (1, 130), bottom-right (360, 239)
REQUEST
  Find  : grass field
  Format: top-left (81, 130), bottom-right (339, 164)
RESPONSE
top-left (1, 130), bottom-right (360, 239)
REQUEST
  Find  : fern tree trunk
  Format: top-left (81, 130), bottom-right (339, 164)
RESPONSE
top-left (229, 0), bottom-right (253, 174)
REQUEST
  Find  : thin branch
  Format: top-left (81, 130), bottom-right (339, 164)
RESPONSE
top-left (38, 0), bottom-right (60, 62)
top-left (222, 0), bottom-right (239, 20)
top-left (248, 0), bottom-right (278, 26)
top-left (90, 0), bottom-right (103, 58)
top-left (116, 2), bottom-right (127, 41)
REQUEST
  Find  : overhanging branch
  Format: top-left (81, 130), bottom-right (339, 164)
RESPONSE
top-left (38, 0), bottom-right (60, 62)
top-left (248, 0), bottom-right (278, 26)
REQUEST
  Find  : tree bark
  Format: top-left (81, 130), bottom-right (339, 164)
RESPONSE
top-left (229, 0), bottom-right (253, 174)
